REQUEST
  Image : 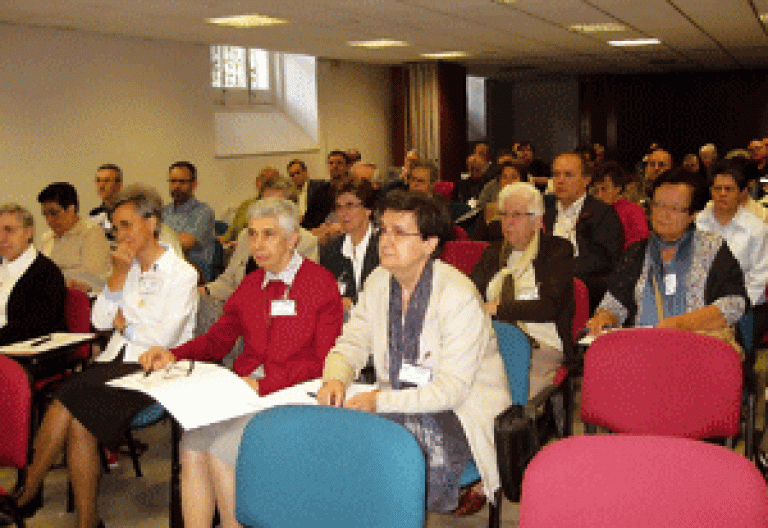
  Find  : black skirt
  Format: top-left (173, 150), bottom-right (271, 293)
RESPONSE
top-left (54, 362), bottom-right (156, 448)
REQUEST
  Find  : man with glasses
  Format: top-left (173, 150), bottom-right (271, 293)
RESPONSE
top-left (302, 151), bottom-right (352, 244)
top-left (163, 161), bottom-right (215, 280)
top-left (545, 152), bottom-right (624, 311)
top-left (89, 164), bottom-right (123, 241)
top-left (38, 182), bottom-right (111, 292)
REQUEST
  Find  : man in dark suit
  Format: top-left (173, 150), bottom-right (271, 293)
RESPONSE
top-left (299, 151), bottom-right (350, 235)
top-left (0, 203), bottom-right (67, 345)
top-left (544, 152), bottom-right (624, 312)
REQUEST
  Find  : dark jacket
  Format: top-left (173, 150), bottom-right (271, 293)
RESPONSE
top-left (319, 230), bottom-right (380, 305)
top-left (471, 234), bottom-right (576, 370)
top-left (544, 194), bottom-right (624, 310)
top-left (0, 253), bottom-right (68, 346)
top-left (301, 180), bottom-right (335, 230)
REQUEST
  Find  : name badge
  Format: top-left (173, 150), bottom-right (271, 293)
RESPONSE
top-left (664, 273), bottom-right (676, 295)
top-left (518, 286), bottom-right (540, 301)
top-left (270, 299), bottom-right (296, 316)
top-left (399, 363), bottom-right (432, 386)
top-left (337, 280), bottom-right (347, 296)
top-left (138, 276), bottom-right (162, 295)
top-left (467, 198), bottom-right (479, 209)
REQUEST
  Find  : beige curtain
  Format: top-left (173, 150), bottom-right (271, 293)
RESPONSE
top-left (406, 63), bottom-right (440, 165)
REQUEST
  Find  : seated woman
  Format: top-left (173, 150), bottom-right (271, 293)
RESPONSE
top-left (140, 197), bottom-right (343, 528)
top-left (317, 191), bottom-right (512, 514)
top-left (8, 185), bottom-right (198, 528)
top-left (591, 161), bottom-right (650, 249)
top-left (319, 179), bottom-right (379, 313)
top-left (475, 160), bottom-right (526, 242)
top-left (471, 182), bottom-right (574, 398)
top-left (586, 168), bottom-right (747, 337)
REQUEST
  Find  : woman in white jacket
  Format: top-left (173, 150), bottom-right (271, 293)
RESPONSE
top-left (317, 191), bottom-right (512, 513)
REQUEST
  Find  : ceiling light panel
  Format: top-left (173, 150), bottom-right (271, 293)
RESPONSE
top-left (420, 51), bottom-right (470, 58)
top-left (608, 38), bottom-right (661, 46)
top-left (569, 23), bottom-right (626, 33)
top-left (207, 14), bottom-right (287, 28)
top-left (347, 39), bottom-right (409, 48)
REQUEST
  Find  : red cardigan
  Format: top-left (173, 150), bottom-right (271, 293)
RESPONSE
top-left (613, 199), bottom-right (650, 249)
top-left (173, 259), bottom-right (343, 395)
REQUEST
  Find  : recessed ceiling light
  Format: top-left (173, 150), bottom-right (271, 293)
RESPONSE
top-left (491, 0), bottom-right (516, 4)
top-left (207, 14), bottom-right (288, 28)
top-left (608, 38), bottom-right (661, 47)
top-left (760, 13), bottom-right (768, 22)
top-left (569, 23), bottom-right (626, 33)
top-left (348, 39), bottom-right (409, 48)
top-left (420, 51), bottom-right (470, 59)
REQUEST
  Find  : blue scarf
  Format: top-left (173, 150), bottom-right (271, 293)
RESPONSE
top-left (637, 227), bottom-right (694, 326)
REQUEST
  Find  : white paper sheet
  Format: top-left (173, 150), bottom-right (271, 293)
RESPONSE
top-left (106, 363), bottom-right (378, 430)
top-left (0, 332), bottom-right (96, 355)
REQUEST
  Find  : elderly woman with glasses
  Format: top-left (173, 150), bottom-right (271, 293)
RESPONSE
top-left (586, 168), bottom-right (747, 336)
top-left (141, 197), bottom-right (343, 528)
top-left (472, 182), bottom-right (575, 398)
top-left (317, 191), bottom-right (512, 514)
top-left (6, 185), bottom-right (198, 528)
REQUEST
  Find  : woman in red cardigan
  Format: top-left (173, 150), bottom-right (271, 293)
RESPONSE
top-left (141, 197), bottom-right (343, 528)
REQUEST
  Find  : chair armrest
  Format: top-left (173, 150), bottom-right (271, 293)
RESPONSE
top-left (524, 382), bottom-right (558, 421)
top-left (494, 404), bottom-right (531, 502)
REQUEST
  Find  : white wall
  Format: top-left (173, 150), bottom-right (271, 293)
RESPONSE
top-left (0, 24), bottom-right (391, 236)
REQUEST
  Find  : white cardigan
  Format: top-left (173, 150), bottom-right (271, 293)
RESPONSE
top-left (323, 259), bottom-right (512, 497)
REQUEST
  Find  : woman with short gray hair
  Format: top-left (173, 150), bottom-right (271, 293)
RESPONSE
top-left (141, 197), bottom-right (343, 528)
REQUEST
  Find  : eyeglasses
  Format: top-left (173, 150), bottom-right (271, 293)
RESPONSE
top-left (154, 360), bottom-right (195, 380)
top-left (95, 178), bottom-right (119, 184)
top-left (379, 226), bottom-right (422, 239)
top-left (498, 211), bottom-right (536, 220)
top-left (651, 201), bottom-right (689, 214)
top-left (647, 161), bottom-right (668, 167)
top-left (288, 171), bottom-right (303, 178)
top-left (335, 201), bottom-right (363, 211)
top-left (168, 178), bottom-right (194, 184)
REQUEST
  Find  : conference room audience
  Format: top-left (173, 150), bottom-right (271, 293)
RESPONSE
top-left (38, 182), bottom-right (111, 293)
top-left (545, 152), bottom-right (624, 311)
top-left (317, 191), bottom-right (512, 514)
top-left (141, 197), bottom-right (343, 528)
top-left (319, 179), bottom-right (379, 313)
top-left (586, 169), bottom-right (747, 339)
top-left (472, 182), bottom-right (574, 397)
top-left (163, 161), bottom-right (216, 280)
top-left (8, 185), bottom-right (198, 528)
top-left (0, 203), bottom-right (67, 346)
top-left (591, 162), bottom-right (650, 249)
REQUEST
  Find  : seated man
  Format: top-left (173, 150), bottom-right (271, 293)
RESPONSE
top-left (0, 203), bottom-right (67, 345)
top-left (471, 182), bottom-right (574, 397)
top-left (89, 163), bottom-right (123, 242)
top-left (475, 159), bottom-right (526, 241)
top-left (9, 185), bottom-right (198, 528)
top-left (696, 158), bottom-right (768, 307)
top-left (317, 191), bottom-right (512, 514)
top-left (163, 161), bottom-right (216, 280)
top-left (587, 169), bottom-right (747, 339)
top-left (38, 182), bottom-right (111, 292)
top-left (141, 197), bottom-right (343, 528)
top-left (545, 152), bottom-right (624, 311)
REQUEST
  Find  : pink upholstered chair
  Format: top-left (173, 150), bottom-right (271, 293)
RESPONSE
top-left (438, 240), bottom-right (487, 277)
top-left (520, 435), bottom-right (768, 528)
top-left (580, 328), bottom-right (742, 441)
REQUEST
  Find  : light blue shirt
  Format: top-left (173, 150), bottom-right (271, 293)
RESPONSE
top-left (163, 197), bottom-right (215, 279)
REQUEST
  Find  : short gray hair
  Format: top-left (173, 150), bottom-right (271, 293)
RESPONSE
top-left (247, 197), bottom-right (299, 236)
top-left (0, 203), bottom-right (34, 229)
top-left (497, 182), bottom-right (544, 217)
top-left (111, 184), bottom-right (164, 237)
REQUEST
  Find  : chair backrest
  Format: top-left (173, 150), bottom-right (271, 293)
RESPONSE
top-left (580, 328), bottom-right (743, 439)
top-left (492, 320), bottom-right (531, 406)
top-left (571, 278), bottom-right (589, 343)
top-left (439, 240), bottom-right (488, 276)
top-left (433, 181), bottom-right (454, 202)
top-left (236, 405), bottom-right (425, 528)
top-left (0, 356), bottom-right (31, 469)
top-left (519, 435), bottom-right (768, 528)
top-left (452, 225), bottom-right (469, 241)
top-left (65, 287), bottom-right (92, 361)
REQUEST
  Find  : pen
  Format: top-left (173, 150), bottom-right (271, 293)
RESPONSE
top-left (31, 335), bottom-right (51, 347)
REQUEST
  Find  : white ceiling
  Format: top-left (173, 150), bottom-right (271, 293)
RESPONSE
top-left (2, 0), bottom-right (767, 76)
